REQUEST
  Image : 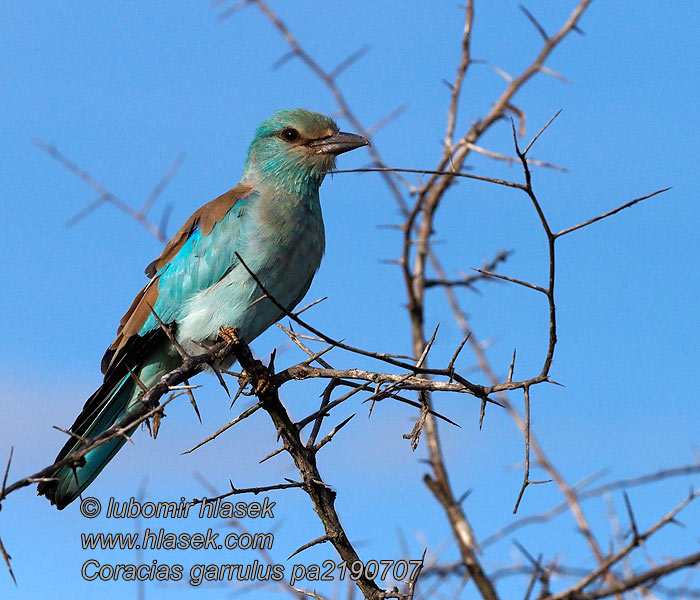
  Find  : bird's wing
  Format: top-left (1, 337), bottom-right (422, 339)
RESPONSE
top-left (101, 182), bottom-right (255, 377)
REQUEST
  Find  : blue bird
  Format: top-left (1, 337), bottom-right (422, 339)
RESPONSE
top-left (38, 109), bottom-right (368, 509)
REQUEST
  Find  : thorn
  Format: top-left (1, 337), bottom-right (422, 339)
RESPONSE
top-left (508, 349), bottom-right (517, 383)
top-left (1, 447), bottom-right (13, 500)
top-left (366, 103), bottom-right (409, 137)
top-left (141, 419), bottom-right (155, 439)
top-left (538, 65), bottom-right (571, 84)
top-left (294, 296), bottom-right (327, 316)
top-left (151, 408), bottom-right (165, 439)
top-left (523, 109), bottom-right (562, 156)
top-left (457, 488), bottom-right (472, 506)
top-left (268, 348), bottom-right (276, 374)
top-left (447, 333), bottom-right (470, 381)
top-left (52, 426), bottom-right (89, 445)
top-left (216, 0), bottom-right (254, 21)
top-left (315, 414), bottom-right (356, 451)
top-left (510, 117), bottom-right (521, 156)
top-left (139, 152), bottom-right (185, 217)
top-left (0, 534), bottom-right (16, 585)
top-left (159, 203), bottom-right (173, 238)
top-left (126, 365), bottom-right (149, 392)
top-left (259, 446), bottom-right (284, 464)
top-left (272, 49), bottom-right (296, 70)
top-left (244, 294), bottom-right (269, 312)
top-left (416, 324), bottom-right (439, 368)
top-left (287, 535), bottom-right (330, 560)
top-left (492, 64), bottom-right (514, 83)
top-left (301, 342), bottom-right (338, 367)
top-left (330, 44), bottom-right (370, 78)
top-left (623, 491), bottom-right (640, 542)
top-left (181, 403), bottom-right (261, 455)
top-left (184, 379), bottom-right (202, 423)
top-left (367, 383), bottom-right (380, 419)
top-left (210, 363), bottom-right (231, 397)
top-left (146, 302), bottom-right (189, 360)
top-left (230, 380), bottom-right (247, 408)
top-left (546, 377), bottom-right (565, 387)
top-left (64, 195), bottom-right (108, 229)
top-left (513, 538), bottom-right (537, 565)
top-left (519, 4), bottom-right (548, 41)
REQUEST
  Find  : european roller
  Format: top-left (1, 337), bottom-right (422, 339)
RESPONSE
top-left (38, 109), bottom-right (368, 509)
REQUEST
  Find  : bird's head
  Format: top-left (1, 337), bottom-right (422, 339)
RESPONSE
top-left (243, 109), bottom-right (368, 194)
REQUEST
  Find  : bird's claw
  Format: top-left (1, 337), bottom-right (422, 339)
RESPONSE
top-left (248, 362), bottom-right (272, 395)
top-left (219, 326), bottom-right (271, 396)
top-left (218, 326), bottom-right (240, 345)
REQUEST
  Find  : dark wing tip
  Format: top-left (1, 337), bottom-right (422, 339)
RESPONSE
top-left (145, 260), bottom-right (158, 278)
top-left (100, 348), bottom-right (115, 375)
top-left (37, 481), bottom-right (71, 510)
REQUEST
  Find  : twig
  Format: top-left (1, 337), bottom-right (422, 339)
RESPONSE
top-left (33, 138), bottom-right (181, 243)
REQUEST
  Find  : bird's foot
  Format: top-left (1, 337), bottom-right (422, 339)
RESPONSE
top-left (247, 362), bottom-right (272, 396)
top-left (218, 327), bottom-right (271, 396)
top-left (218, 326), bottom-right (240, 345)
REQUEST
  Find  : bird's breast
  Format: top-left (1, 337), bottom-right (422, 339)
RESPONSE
top-left (176, 192), bottom-right (325, 350)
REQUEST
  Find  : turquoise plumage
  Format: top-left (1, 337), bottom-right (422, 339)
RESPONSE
top-left (38, 109), bottom-right (368, 509)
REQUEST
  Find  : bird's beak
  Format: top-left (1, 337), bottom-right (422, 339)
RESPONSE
top-left (309, 131), bottom-right (369, 156)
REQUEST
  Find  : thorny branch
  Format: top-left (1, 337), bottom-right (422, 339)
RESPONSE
top-left (219, 2), bottom-right (693, 600)
top-left (33, 138), bottom-right (182, 243)
top-left (1, 345), bottom-right (230, 503)
top-left (219, 330), bottom-right (389, 600)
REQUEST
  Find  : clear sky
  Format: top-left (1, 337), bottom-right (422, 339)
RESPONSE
top-left (1, 2), bottom-right (698, 599)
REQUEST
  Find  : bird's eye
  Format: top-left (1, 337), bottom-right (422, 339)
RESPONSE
top-left (280, 128), bottom-right (301, 143)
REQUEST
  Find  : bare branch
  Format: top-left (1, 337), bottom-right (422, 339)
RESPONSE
top-left (548, 489), bottom-right (700, 600)
top-left (33, 138), bottom-right (172, 243)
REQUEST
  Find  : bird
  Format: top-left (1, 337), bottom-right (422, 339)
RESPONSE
top-left (38, 109), bottom-right (368, 509)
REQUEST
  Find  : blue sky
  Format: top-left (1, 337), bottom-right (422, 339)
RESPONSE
top-left (1, 2), bottom-right (699, 599)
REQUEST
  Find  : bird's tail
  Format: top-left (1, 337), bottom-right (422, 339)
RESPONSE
top-left (38, 373), bottom-right (141, 509)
